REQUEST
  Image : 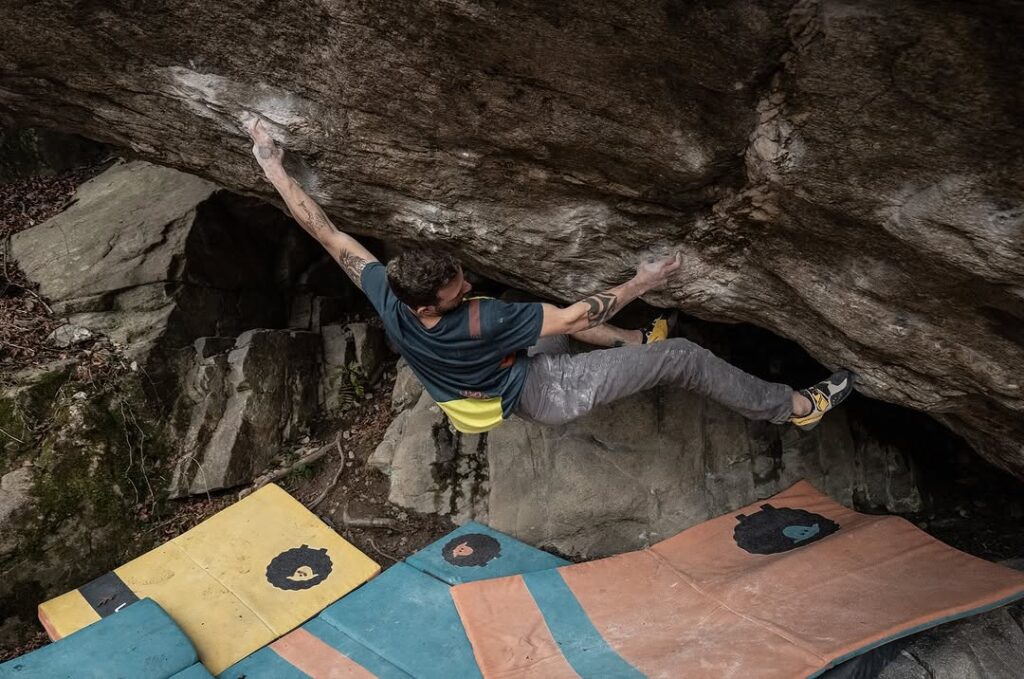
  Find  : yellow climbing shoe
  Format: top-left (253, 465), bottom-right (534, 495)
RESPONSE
top-left (789, 370), bottom-right (855, 431)
top-left (642, 311), bottom-right (678, 344)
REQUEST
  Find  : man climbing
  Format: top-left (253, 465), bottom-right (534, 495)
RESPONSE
top-left (244, 117), bottom-right (853, 435)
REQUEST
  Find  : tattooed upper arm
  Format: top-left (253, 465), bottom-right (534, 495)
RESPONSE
top-left (337, 251), bottom-right (369, 290)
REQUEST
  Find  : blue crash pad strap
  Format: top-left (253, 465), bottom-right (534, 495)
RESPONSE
top-left (522, 569), bottom-right (645, 679)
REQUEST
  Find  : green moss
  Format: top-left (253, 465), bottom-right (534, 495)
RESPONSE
top-left (0, 367), bottom-right (179, 640)
top-left (10, 371), bottom-right (168, 566)
top-left (0, 367), bottom-right (70, 469)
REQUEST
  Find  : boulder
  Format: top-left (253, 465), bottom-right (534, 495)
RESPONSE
top-left (370, 389), bottom-right (489, 523)
top-left (167, 329), bottom-right (321, 495)
top-left (320, 321), bottom-right (391, 416)
top-left (876, 602), bottom-right (1024, 679)
top-left (390, 358), bottom-right (424, 413)
top-left (10, 160), bottom-right (325, 360)
top-left (348, 322), bottom-right (389, 384)
top-left (46, 324), bottom-right (94, 349)
top-left (2, 1), bottom-right (1022, 476)
top-left (0, 465), bottom-right (33, 554)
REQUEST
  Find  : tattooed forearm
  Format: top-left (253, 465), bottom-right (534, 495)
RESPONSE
top-left (297, 197), bottom-right (334, 239)
top-left (338, 252), bottom-right (368, 289)
top-left (582, 292), bottom-right (618, 328)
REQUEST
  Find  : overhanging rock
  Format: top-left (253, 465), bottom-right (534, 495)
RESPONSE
top-left (2, 1), bottom-right (1021, 475)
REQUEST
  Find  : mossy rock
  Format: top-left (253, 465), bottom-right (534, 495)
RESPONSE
top-left (0, 369), bottom-right (169, 641)
top-left (0, 365), bottom-right (72, 469)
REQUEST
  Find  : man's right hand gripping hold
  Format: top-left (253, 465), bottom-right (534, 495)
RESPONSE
top-left (244, 116), bottom-right (854, 435)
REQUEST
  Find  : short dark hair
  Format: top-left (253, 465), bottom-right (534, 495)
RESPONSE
top-left (386, 250), bottom-right (460, 307)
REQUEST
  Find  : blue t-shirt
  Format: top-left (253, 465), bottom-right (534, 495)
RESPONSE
top-left (361, 262), bottom-right (543, 433)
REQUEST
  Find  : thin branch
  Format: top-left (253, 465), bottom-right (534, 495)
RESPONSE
top-left (0, 425), bottom-right (25, 444)
top-left (341, 503), bottom-right (395, 529)
top-left (367, 537), bottom-right (399, 564)
top-left (306, 448), bottom-right (346, 509)
top-left (24, 288), bottom-right (53, 315)
top-left (240, 436), bottom-right (339, 498)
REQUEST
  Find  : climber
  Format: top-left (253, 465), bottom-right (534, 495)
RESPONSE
top-left (243, 115), bottom-right (854, 435)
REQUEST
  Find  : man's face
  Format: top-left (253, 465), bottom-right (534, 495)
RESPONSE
top-left (431, 268), bottom-right (472, 314)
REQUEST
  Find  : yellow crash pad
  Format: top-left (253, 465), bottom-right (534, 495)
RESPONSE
top-left (39, 484), bottom-right (379, 674)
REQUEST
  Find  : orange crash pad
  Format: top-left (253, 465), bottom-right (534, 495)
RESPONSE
top-left (452, 480), bottom-right (1024, 679)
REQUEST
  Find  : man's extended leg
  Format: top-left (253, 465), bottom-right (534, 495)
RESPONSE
top-left (571, 324), bottom-right (642, 347)
top-left (516, 338), bottom-right (844, 427)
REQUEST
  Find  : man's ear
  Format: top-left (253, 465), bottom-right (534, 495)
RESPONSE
top-left (415, 305), bottom-right (437, 317)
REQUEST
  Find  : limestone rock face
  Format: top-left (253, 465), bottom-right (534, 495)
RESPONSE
top-left (10, 160), bottom-right (363, 496)
top-left (876, 601), bottom-right (1024, 679)
top-left (371, 363), bottom-right (922, 558)
top-left (167, 329), bottom-right (321, 496)
top-left (9, 161), bottom-right (311, 359)
top-left (2, 1), bottom-right (1020, 475)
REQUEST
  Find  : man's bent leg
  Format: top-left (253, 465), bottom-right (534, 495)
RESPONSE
top-left (517, 338), bottom-right (793, 426)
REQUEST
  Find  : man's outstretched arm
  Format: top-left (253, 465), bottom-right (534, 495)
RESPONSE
top-left (244, 116), bottom-right (378, 288)
top-left (540, 255), bottom-right (680, 337)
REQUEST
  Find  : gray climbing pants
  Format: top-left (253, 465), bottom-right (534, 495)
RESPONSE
top-left (515, 335), bottom-right (794, 426)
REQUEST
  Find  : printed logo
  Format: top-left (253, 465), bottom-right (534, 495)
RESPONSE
top-left (733, 504), bottom-right (839, 555)
top-left (266, 545), bottom-right (333, 590)
top-left (442, 533), bottom-right (502, 567)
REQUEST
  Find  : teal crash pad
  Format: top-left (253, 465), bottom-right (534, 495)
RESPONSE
top-left (405, 521), bottom-right (568, 585)
top-left (217, 647), bottom-right (307, 679)
top-left (170, 664), bottom-right (215, 678)
top-left (0, 598), bottom-right (198, 679)
top-left (320, 562), bottom-right (481, 679)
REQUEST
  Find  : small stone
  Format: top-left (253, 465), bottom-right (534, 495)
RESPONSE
top-left (47, 324), bottom-right (93, 348)
top-left (73, 391), bottom-right (87, 400)
top-left (343, 431), bottom-right (351, 440)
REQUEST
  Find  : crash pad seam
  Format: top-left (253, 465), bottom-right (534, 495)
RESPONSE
top-left (166, 540), bottom-right (277, 638)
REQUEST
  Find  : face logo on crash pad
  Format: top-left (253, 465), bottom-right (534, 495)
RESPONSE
top-left (442, 533), bottom-right (501, 567)
top-left (265, 545), bottom-right (333, 590)
top-left (733, 504), bottom-right (839, 555)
